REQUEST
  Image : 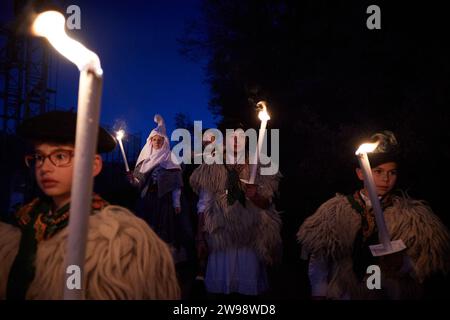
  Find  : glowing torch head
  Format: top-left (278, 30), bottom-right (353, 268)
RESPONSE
top-left (32, 10), bottom-right (65, 38)
top-left (256, 101), bottom-right (270, 121)
top-left (32, 10), bottom-right (102, 76)
top-left (355, 141), bottom-right (380, 155)
top-left (116, 130), bottom-right (125, 141)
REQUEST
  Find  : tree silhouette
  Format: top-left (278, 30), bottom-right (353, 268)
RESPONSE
top-left (182, 0), bottom-right (449, 221)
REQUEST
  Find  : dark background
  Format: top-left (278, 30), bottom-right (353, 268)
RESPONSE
top-left (178, 1), bottom-right (450, 297)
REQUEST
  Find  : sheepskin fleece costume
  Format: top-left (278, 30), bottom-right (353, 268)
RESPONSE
top-left (297, 193), bottom-right (450, 299)
top-left (190, 163), bottom-right (282, 265)
top-left (0, 205), bottom-right (180, 300)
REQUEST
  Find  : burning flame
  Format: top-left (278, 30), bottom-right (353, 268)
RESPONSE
top-left (32, 11), bottom-right (102, 76)
top-left (116, 129), bottom-right (125, 140)
top-left (256, 101), bottom-right (270, 121)
top-left (355, 141), bottom-right (380, 155)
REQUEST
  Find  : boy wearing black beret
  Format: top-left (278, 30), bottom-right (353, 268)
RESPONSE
top-left (298, 131), bottom-right (450, 299)
top-left (0, 111), bottom-right (180, 299)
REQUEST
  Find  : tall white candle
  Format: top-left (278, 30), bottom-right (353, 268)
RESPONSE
top-left (249, 101), bottom-right (270, 184)
top-left (116, 130), bottom-right (130, 172)
top-left (33, 11), bottom-right (104, 299)
top-left (355, 143), bottom-right (392, 251)
top-left (66, 69), bottom-right (102, 299)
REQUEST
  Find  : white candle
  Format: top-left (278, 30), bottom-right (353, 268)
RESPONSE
top-left (249, 101), bottom-right (270, 184)
top-left (33, 11), bottom-right (104, 300)
top-left (116, 130), bottom-right (130, 172)
top-left (355, 143), bottom-right (392, 251)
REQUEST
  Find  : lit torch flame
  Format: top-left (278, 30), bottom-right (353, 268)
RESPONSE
top-left (116, 129), bottom-right (125, 141)
top-left (32, 11), bottom-right (102, 76)
top-left (256, 101), bottom-right (270, 121)
top-left (355, 141), bottom-right (380, 155)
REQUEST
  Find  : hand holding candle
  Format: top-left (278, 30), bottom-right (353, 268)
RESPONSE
top-left (116, 129), bottom-right (130, 172)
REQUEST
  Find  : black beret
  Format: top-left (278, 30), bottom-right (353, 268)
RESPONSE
top-left (367, 131), bottom-right (401, 168)
top-left (17, 110), bottom-right (116, 153)
top-left (368, 151), bottom-right (401, 168)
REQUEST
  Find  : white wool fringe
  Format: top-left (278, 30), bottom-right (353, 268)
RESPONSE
top-left (297, 194), bottom-right (450, 298)
top-left (0, 222), bottom-right (21, 298)
top-left (298, 194), bottom-right (450, 280)
top-left (190, 164), bottom-right (282, 265)
top-left (385, 197), bottom-right (450, 282)
top-left (0, 206), bottom-right (180, 300)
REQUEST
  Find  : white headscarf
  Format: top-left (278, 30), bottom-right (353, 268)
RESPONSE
top-left (135, 114), bottom-right (181, 174)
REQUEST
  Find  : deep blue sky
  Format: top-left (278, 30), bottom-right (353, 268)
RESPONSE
top-left (1, 0), bottom-right (215, 139)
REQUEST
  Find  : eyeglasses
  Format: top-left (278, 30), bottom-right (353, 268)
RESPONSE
top-left (25, 149), bottom-right (74, 168)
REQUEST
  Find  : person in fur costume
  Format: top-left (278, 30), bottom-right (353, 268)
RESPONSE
top-left (0, 111), bottom-right (180, 300)
top-left (190, 127), bottom-right (282, 296)
top-left (297, 131), bottom-right (450, 300)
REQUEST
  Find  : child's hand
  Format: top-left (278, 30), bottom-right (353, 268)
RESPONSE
top-left (126, 171), bottom-right (134, 181)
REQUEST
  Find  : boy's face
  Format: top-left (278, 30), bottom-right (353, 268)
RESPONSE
top-left (29, 143), bottom-right (103, 204)
top-left (357, 162), bottom-right (398, 197)
top-left (226, 130), bottom-right (246, 155)
top-left (33, 143), bottom-right (75, 201)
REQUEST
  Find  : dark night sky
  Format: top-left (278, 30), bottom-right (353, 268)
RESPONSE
top-left (1, 0), bottom-right (216, 138)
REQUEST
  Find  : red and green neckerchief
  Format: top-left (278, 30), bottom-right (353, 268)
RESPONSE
top-left (6, 194), bottom-right (108, 300)
top-left (346, 190), bottom-right (394, 241)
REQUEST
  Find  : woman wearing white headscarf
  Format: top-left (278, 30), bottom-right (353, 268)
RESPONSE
top-left (128, 115), bottom-right (184, 258)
